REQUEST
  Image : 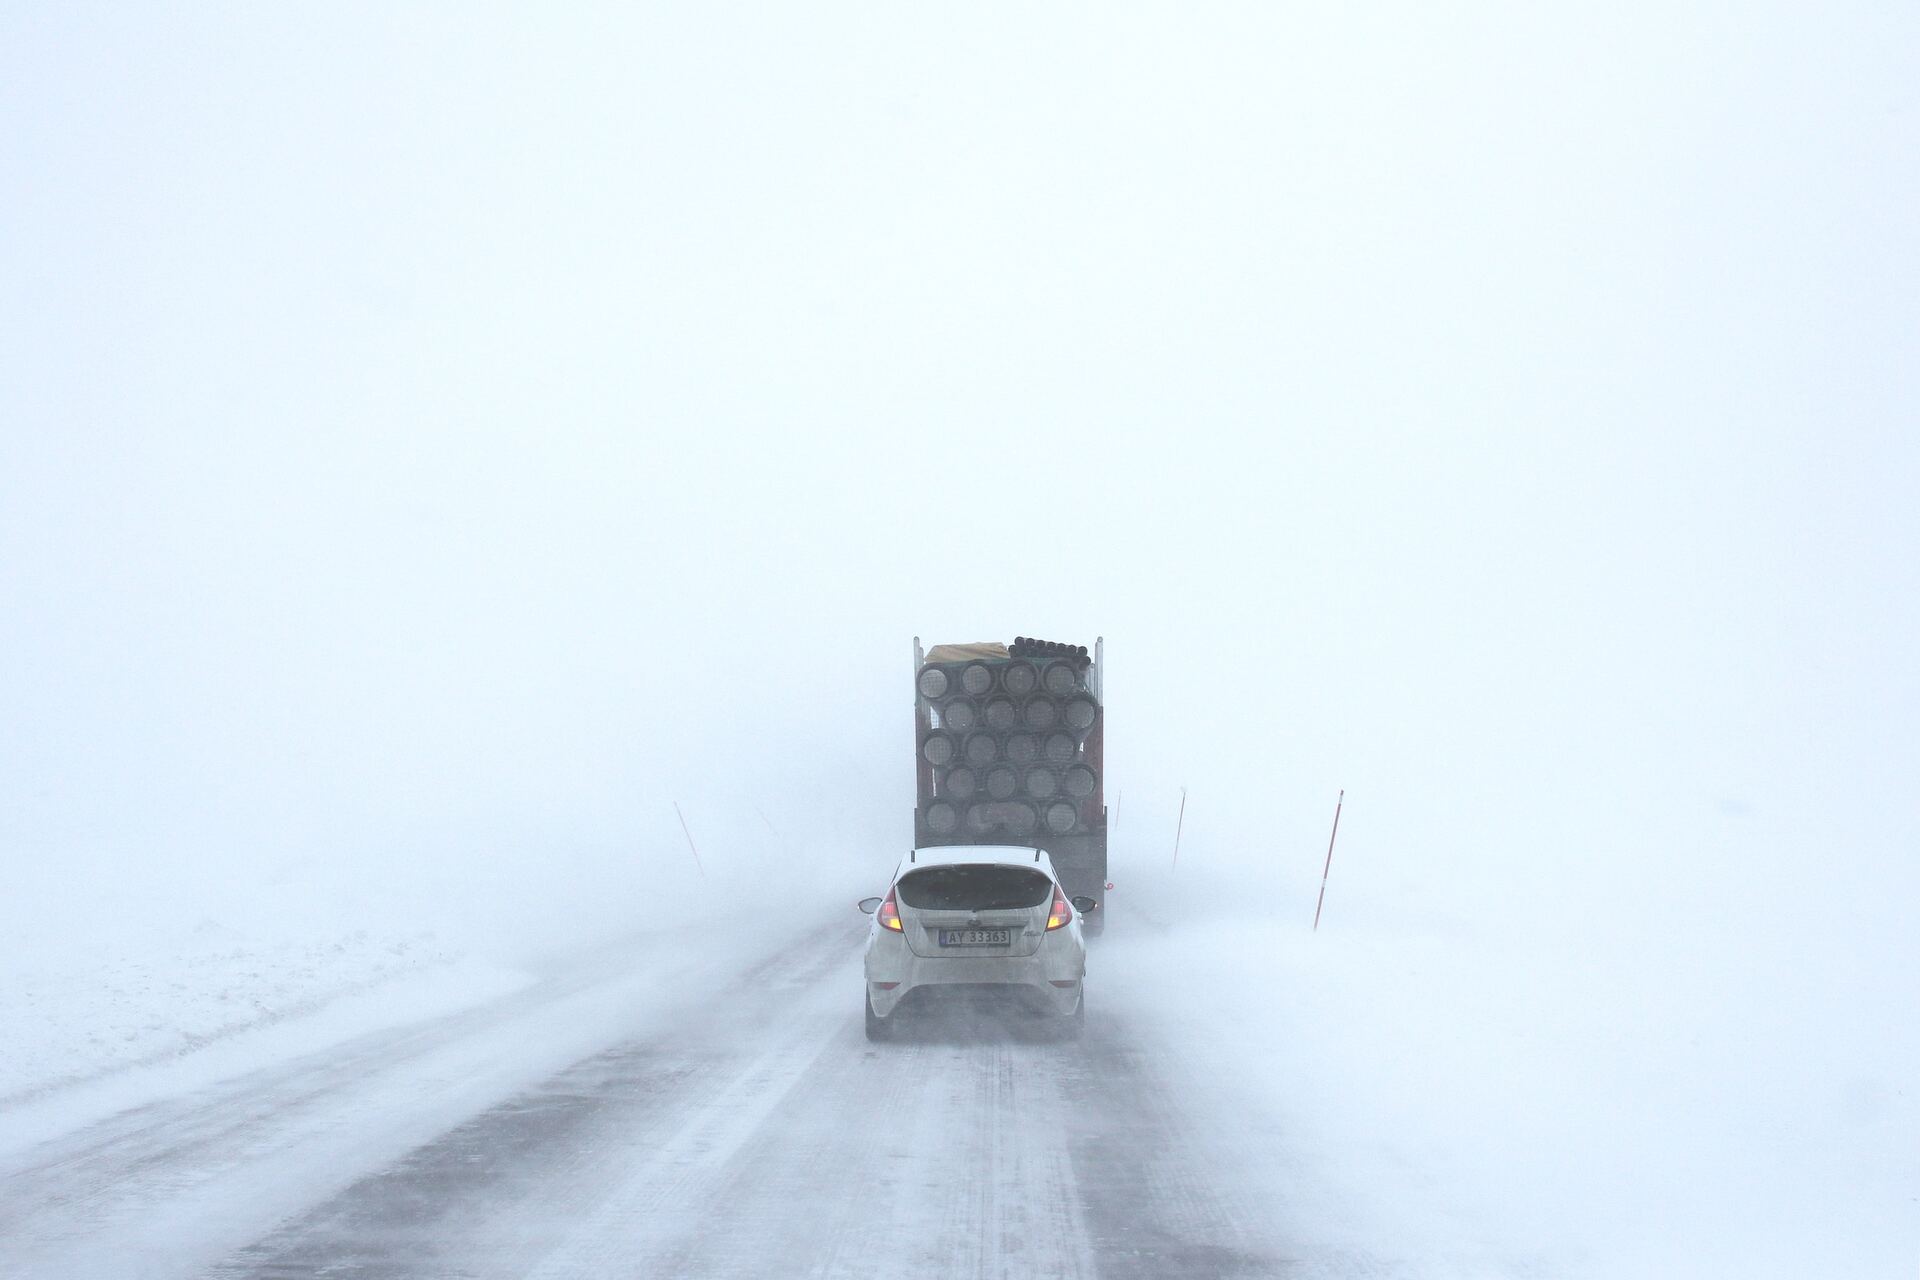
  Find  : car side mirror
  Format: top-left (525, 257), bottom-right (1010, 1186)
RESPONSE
top-left (1070, 896), bottom-right (1097, 914)
top-left (856, 897), bottom-right (883, 914)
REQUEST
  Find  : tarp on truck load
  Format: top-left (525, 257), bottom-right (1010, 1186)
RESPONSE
top-left (925, 642), bottom-right (1010, 663)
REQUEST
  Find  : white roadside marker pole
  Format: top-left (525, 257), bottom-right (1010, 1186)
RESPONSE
top-left (673, 800), bottom-right (706, 877)
top-left (1171, 786), bottom-right (1187, 868)
top-left (1312, 789), bottom-right (1344, 932)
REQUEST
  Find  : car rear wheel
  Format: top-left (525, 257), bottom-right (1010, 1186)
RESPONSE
top-left (864, 991), bottom-right (894, 1042)
top-left (1058, 989), bottom-right (1085, 1041)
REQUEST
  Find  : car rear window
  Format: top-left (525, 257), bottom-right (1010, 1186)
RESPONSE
top-left (896, 865), bottom-right (1052, 911)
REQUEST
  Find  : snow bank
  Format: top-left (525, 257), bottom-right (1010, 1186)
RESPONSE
top-left (0, 851), bottom-right (547, 1140)
top-left (0, 921), bottom-right (510, 1105)
top-left (0, 814), bottom-right (874, 1128)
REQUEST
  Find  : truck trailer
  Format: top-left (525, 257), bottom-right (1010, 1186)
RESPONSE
top-left (912, 636), bottom-right (1108, 929)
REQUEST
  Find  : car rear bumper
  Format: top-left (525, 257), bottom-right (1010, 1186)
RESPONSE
top-left (866, 941), bottom-right (1083, 1018)
top-left (876, 981), bottom-right (1081, 1020)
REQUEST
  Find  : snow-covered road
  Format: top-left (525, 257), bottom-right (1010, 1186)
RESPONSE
top-left (0, 917), bottom-right (1302, 1280)
top-left (7, 894), bottom-right (1902, 1280)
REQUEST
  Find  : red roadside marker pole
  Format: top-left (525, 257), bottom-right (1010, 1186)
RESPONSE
top-left (1312, 789), bottom-right (1344, 932)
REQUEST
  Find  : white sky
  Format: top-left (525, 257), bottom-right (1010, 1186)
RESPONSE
top-left (2, 5), bottom-right (1915, 951)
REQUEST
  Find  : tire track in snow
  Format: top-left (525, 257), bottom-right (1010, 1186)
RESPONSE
top-left (7, 912), bottom-right (1511, 1280)
top-left (1059, 1011), bottom-right (1295, 1278)
top-left (215, 926), bottom-right (1107, 1280)
top-left (636, 1013), bottom-right (1098, 1280)
top-left (0, 928), bottom-right (828, 1280)
top-left (211, 922), bottom-right (862, 1280)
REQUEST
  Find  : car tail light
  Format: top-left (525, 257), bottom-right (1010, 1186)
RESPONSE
top-left (1045, 886), bottom-right (1073, 931)
top-left (877, 887), bottom-right (904, 932)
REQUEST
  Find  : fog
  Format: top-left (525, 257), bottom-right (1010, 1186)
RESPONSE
top-left (3, 4), bottom-right (1915, 1273)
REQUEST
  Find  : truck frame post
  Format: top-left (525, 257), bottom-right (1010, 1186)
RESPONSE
top-left (1312, 789), bottom-right (1344, 931)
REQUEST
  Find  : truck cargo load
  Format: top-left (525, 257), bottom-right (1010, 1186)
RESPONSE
top-left (911, 635), bottom-right (1108, 930)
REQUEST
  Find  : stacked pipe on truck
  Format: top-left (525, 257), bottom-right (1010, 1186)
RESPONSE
top-left (911, 636), bottom-right (1107, 928)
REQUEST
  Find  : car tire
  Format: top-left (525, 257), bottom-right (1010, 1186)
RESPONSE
top-left (864, 991), bottom-right (894, 1042)
top-left (1059, 989), bottom-right (1086, 1041)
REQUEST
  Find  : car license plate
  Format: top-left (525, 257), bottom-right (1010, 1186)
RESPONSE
top-left (938, 928), bottom-right (1011, 947)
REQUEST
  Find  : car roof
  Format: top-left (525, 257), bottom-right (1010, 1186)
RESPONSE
top-left (902, 844), bottom-right (1056, 871)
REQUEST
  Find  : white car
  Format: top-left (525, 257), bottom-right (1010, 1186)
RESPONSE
top-left (857, 844), bottom-right (1095, 1041)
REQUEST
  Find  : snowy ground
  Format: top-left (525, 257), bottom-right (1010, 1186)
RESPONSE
top-left (1104, 887), bottom-right (1919, 1279)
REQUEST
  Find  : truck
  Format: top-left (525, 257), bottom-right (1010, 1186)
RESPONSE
top-left (911, 636), bottom-right (1108, 930)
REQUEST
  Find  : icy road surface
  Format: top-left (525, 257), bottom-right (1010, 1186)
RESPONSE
top-left (0, 918), bottom-right (1510, 1280)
